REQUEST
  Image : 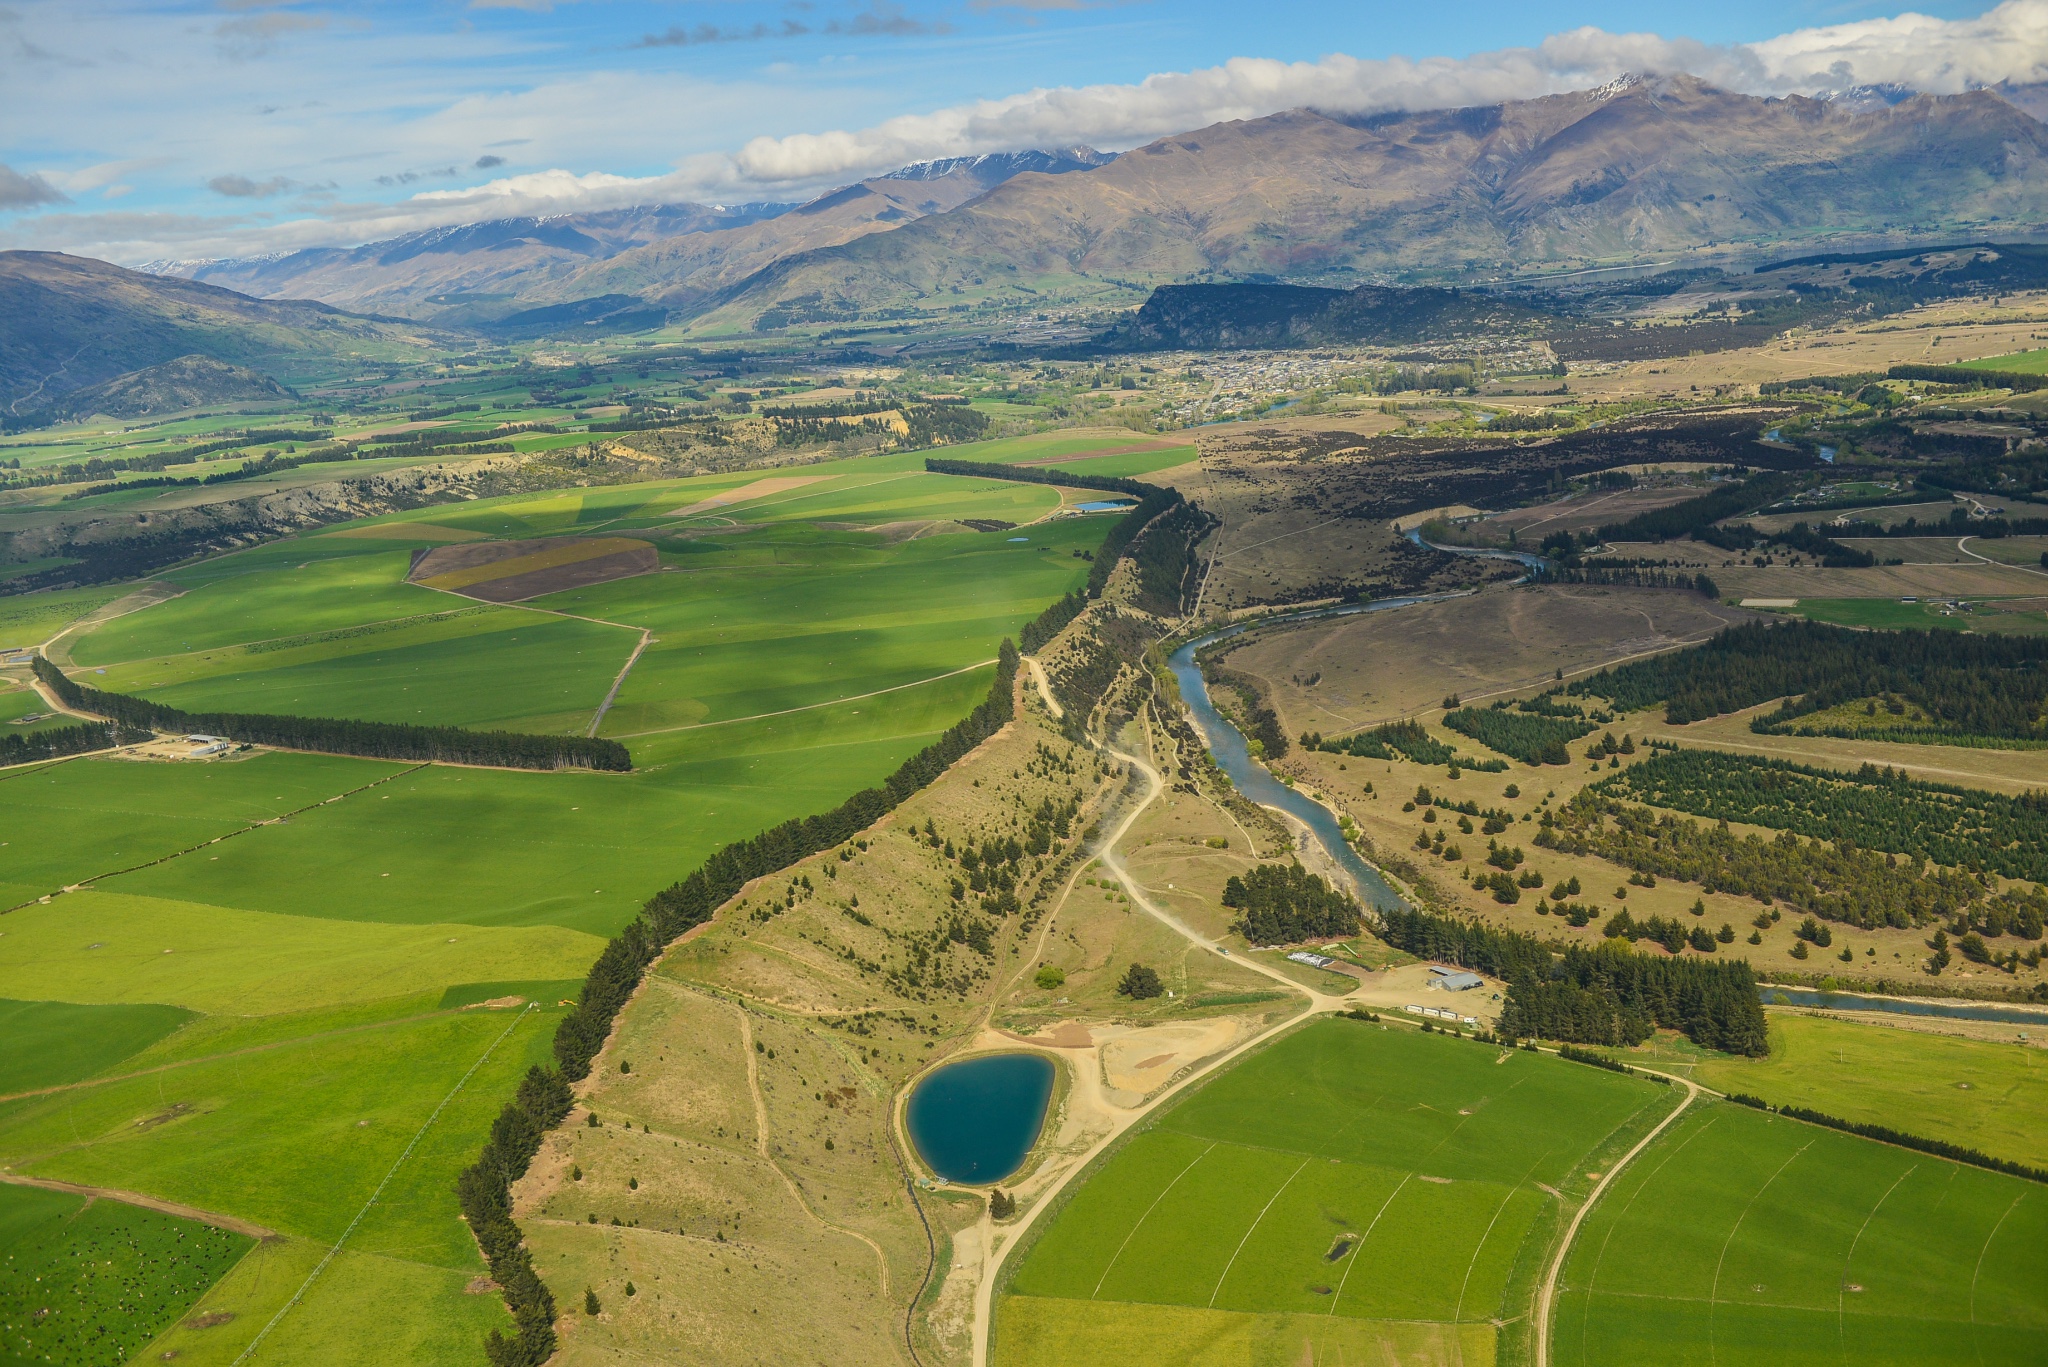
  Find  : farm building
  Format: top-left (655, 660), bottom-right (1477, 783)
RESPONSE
top-left (1428, 967), bottom-right (1484, 992)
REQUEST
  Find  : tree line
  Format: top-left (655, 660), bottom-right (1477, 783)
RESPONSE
top-left (1375, 906), bottom-right (1768, 1054)
top-left (773, 403), bottom-right (990, 450)
top-left (1222, 862), bottom-right (1361, 945)
top-left (0, 718), bottom-right (150, 767)
top-left (1540, 565), bottom-right (1723, 595)
top-left (1562, 618), bottom-right (2048, 735)
top-left (32, 656), bottom-right (630, 772)
top-left (1886, 362), bottom-right (2048, 394)
top-left (1723, 1092), bottom-right (2048, 1184)
top-left (1595, 471), bottom-right (1804, 543)
top-left (1129, 501), bottom-right (1213, 616)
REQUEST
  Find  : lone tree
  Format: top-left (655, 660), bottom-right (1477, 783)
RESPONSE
top-left (1117, 963), bottom-right (1164, 999)
top-left (989, 1189), bottom-right (1015, 1219)
top-left (584, 1288), bottom-right (601, 1316)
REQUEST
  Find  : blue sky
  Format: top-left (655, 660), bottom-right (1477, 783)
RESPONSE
top-left (0, 0), bottom-right (2042, 262)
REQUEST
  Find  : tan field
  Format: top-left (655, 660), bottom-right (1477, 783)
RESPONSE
top-left (1569, 290), bottom-right (2048, 400)
top-left (1707, 560), bottom-right (2045, 600)
top-left (1218, 583), bottom-right (1752, 732)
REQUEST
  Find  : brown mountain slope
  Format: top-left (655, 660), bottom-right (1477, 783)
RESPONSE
top-left (171, 202), bottom-right (787, 319)
top-left (165, 149), bottom-right (1111, 322)
top-left (0, 252), bottom-right (429, 417)
top-left (700, 76), bottom-right (2048, 330)
top-left (544, 149), bottom-right (1111, 312)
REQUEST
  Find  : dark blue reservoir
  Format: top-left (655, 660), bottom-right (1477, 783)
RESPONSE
top-left (906, 1052), bottom-right (1055, 1184)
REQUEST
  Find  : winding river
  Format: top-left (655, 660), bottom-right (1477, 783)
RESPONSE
top-left (1166, 534), bottom-right (1546, 912)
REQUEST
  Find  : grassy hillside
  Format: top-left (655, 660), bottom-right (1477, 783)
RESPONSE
top-left (0, 251), bottom-right (438, 416)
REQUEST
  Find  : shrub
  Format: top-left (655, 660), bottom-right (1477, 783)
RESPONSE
top-left (1117, 963), bottom-right (1164, 999)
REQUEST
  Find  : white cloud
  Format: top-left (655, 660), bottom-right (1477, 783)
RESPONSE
top-left (731, 1), bottom-right (2048, 182)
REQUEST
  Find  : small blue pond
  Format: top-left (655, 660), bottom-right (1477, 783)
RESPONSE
top-left (906, 1052), bottom-right (1055, 1184)
top-left (1074, 500), bottom-right (1137, 513)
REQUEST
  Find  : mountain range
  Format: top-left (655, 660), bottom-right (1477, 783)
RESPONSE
top-left (702, 76), bottom-right (2048, 330)
top-left (161, 148), bottom-right (1113, 323)
top-left (146, 77), bottom-right (2048, 337)
top-left (11, 74), bottom-right (2048, 418)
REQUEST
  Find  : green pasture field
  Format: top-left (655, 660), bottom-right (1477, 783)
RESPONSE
top-left (570, 523), bottom-right (1093, 734)
top-left (0, 890), bottom-right (603, 1015)
top-left (0, 750), bottom-right (394, 905)
top-left (0, 1005), bottom-right (557, 1366)
top-left (1766, 598), bottom-right (1966, 630)
top-left (0, 1182), bottom-right (252, 1366)
top-left (92, 670), bottom-right (987, 937)
top-left (1778, 597), bottom-right (2048, 636)
top-left (0, 998), bottom-right (193, 1096)
top-left (947, 429), bottom-right (1199, 480)
top-left (70, 543), bottom-right (450, 665)
top-left (1551, 1098), bottom-right (2048, 1367)
top-left (1000, 1021), bottom-right (1673, 1367)
top-left (1960, 348), bottom-right (2048, 375)
top-left (0, 681), bottom-right (81, 733)
top-left (1692, 1012), bottom-right (2048, 1170)
top-left (0, 584), bottom-right (126, 650)
top-left (64, 450), bottom-right (1092, 740)
top-left (97, 607), bottom-right (637, 733)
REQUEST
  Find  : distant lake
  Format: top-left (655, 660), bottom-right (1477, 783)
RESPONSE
top-left (906, 1052), bottom-right (1054, 1184)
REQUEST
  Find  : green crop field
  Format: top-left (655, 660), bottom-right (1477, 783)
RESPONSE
top-left (999, 1020), bottom-right (1677, 1367)
top-left (1552, 1098), bottom-right (2048, 1367)
top-left (0, 448), bottom-right (1102, 1363)
top-left (1961, 349), bottom-right (2048, 375)
top-left (0, 1182), bottom-right (253, 1366)
top-left (1763, 599), bottom-right (1968, 631)
top-left (98, 608), bottom-right (638, 733)
top-left (0, 998), bottom-right (193, 1096)
top-left (949, 430), bottom-right (1199, 480)
top-left (0, 584), bottom-right (128, 651)
top-left (1692, 1013), bottom-right (2048, 1170)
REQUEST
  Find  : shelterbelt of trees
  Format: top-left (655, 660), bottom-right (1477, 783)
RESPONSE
top-left (0, 716), bottom-right (149, 767)
top-left (459, 465), bottom-right (1195, 1367)
top-left (31, 655), bottom-right (631, 771)
top-left (1562, 619), bottom-right (2048, 740)
top-left (1376, 906), bottom-right (1769, 1055)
